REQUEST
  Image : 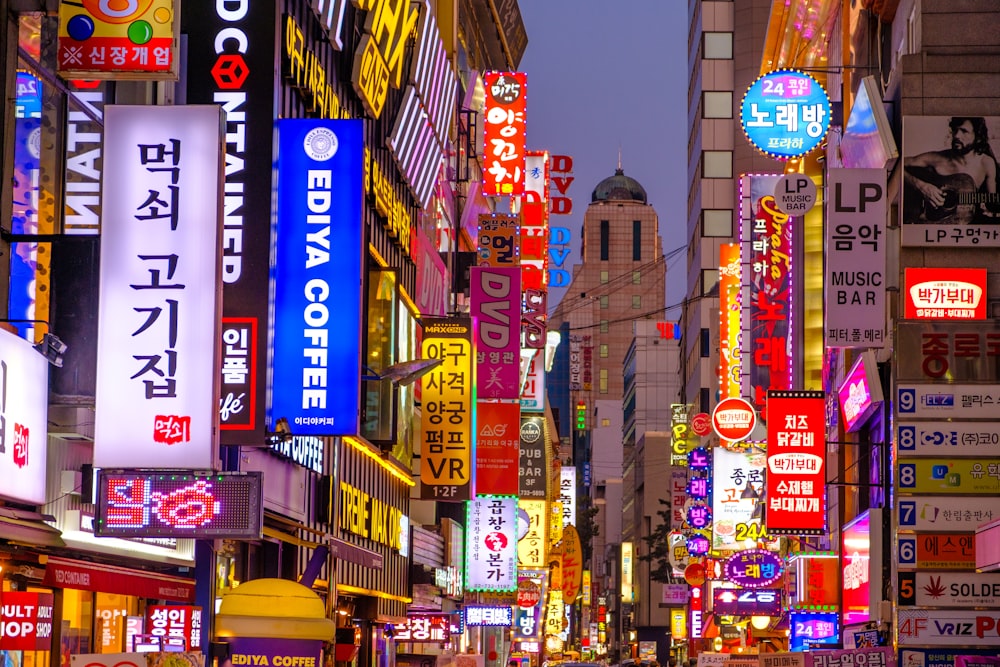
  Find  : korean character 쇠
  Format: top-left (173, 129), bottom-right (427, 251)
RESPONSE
top-left (832, 223), bottom-right (856, 251)
top-left (135, 186), bottom-right (180, 229)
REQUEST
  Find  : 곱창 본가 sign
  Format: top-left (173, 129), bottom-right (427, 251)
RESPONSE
top-left (741, 69), bottom-right (831, 160)
top-left (765, 390), bottom-right (827, 535)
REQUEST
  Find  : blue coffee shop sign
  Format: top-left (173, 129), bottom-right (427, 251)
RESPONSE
top-left (740, 69), bottom-right (831, 160)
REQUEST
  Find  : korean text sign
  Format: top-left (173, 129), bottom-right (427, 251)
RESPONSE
top-left (475, 401), bottom-right (520, 496)
top-left (466, 497), bottom-right (517, 591)
top-left (482, 72), bottom-right (527, 196)
top-left (740, 69), bottom-right (831, 159)
top-left (0, 327), bottom-right (49, 504)
top-left (270, 119), bottom-right (364, 436)
top-left (420, 318), bottom-right (474, 501)
top-left (904, 268), bottom-right (987, 320)
top-left (0, 592), bottom-right (53, 650)
top-left (146, 605), bottom-right (202, 650)
top-left (765, 390), bottom-right (827, 534)
top-left (94, 105), bottom-right (223, 469)
top-left (471, 266), bottom-right (521, 399)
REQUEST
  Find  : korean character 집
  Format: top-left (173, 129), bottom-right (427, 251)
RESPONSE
top-left (832, 222), bottom-right (856, 251)
top-left (802, 103), bottom-right (828, 136)
top-left (857, 223), bottom-right (882, 251)
top-left (775, 103), bottom-right (799, 132)
top-left (111, 46), bottom-right (128, 66)
top-left (744, 103), bottom-right (773, 128)
top-left (132, 349), bottom-right (178, 398)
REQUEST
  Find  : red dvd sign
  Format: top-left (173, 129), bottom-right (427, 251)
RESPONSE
top-left (711, 397), bottom-right (757, 442)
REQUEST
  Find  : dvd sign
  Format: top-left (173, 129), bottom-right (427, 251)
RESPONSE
top-left (712, 397), bottom-right (757, 442)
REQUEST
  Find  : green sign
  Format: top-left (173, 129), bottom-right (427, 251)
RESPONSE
top-left (899, 459), bottom-right (1000, 494)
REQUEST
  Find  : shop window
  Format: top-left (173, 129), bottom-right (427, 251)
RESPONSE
top-left (600, 220), bottom-right (609, 260)
top-left (599, 295), bottom-right (609, 309)
top-left (632, 295), bottom-right (641, 309)
top-left (702, 209), bottom-right (733, 236)
top-left (633, 220), bottom-right (642, 260)
top-left (703, 91), bottom-right (733, 118)
top-left (704, 32), bottom-right (734, 59)
top-left (600, 344), bottom-right (609, 358)
top-left (632, 271), bottom-right (641, 284)
top-left (702, 151), bottom-right (733, 178)
top-left (599, 369), bottom-right (608, 394)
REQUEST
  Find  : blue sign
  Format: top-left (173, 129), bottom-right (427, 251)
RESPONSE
top-left (740, 69), bottom-right (831, 160)
top-left (789, 612), bottom-right (839, 651)
top-left (270, 119), bottom-right (364, 435)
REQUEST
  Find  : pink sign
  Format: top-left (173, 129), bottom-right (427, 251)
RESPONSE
top-left (838, 351), bottom-right (882, 432)
top-left (471, 266), bottom-right (521, 399)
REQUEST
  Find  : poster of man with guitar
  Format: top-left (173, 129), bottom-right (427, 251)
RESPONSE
top-left (903, 116), bottom-right (1000, 226)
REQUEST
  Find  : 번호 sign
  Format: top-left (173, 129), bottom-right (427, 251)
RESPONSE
top-left (898, 421), bottom-right (1000, 457)
top-left (897, 384), bottom-right (1000, 419)
top-left (897, 496), bottom-right (1000, 532)
top-left (897, 533), bottom-right (975, 570)
top-left (899, 459), bottom-right (1000, 494)
top-left (899, 571), bottom-right (1000, 607)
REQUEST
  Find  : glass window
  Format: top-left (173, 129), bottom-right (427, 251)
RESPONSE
top-left (600, 344), bottom-right (609, 358)
top-left (702, 209), bottom-right (733, 236)
top-left (703, 91), bottom-right (733, 118)
top-left (633, 220), bottom-right (642, 260)
top-left (703, 151), bottom-right (733, 178)
top-left (601, 418), bottom-right (611, 427)
top-left (600, 220), bottom-right (609, 260)
top-left (599, 369), bottom-right (608, 394)
top-left (600, 320), bottom-right (609, 333)
top-left (700, 328), bottom-right (710, 357)
top-left (632, 271), bottom-right (641, 284)
top-left (600, 295), bottom-right (609, 309)
top-left (600, 270), bottom-right (609, 284)
top-left (632, 295), bottom-right (641, 309)
top-left (701, 269), bottom-right (719, 295)
top-left (704, 32), bottom-right (733, 59)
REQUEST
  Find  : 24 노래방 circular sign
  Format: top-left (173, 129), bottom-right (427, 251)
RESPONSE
top-left (712, 397), bottom-right (757, 442)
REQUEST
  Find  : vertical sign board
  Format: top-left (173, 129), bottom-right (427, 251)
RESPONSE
top-left (270, 119), bottom-right (363, 436)
top-left (466, 497), bottom-right (518, 591)
top-left (482, 72), bottom-right (527, 197)
top-left (183, 0), bottom-right (276, 445)
top-left (420, 318), bottom-right (475, 501)
top-left (0, 328), bottom-right (49, 504)
top-left (520, 350), bottom-right (545, 412)
top-left (711, 448), bottom-right (765, 551)
top-left (519, 415), bottom-right (547, 498)
top-left (471, 267), bottom-right (521, 400)
top-left (475, 401), bottom-right (520, 496)
top-left (517, 499), bottom-right (547, 568)
top-left (765, 390), bottom-right (826, 535)
top-left (57, 0), bottom-right (178, 79)
top-left (94, 105), bottom-right (223, 469)
top-left (477, 214), bottom-right (520, 267)
top-left (719, 243), bottom-right (742, 401)
top-left (842, 509), bottom-right (882, 627)
top-left (825, 169), bottom-right (887, 348)
top-left (901, 116), bottom-right (1000, 248)
top-left (560, 467), bottom-right (577, 527)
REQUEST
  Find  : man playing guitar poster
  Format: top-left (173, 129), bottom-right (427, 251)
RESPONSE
top-left (903, 116), bottom-right (1000, 224)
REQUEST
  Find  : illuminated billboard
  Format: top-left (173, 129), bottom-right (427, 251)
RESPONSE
top-left (482, 72), bottom-right (527, 197)
top-left (740, 69), bottom-right (831, 160)
top-left (765, 390), bottom-right (827, 535)
top-left (466, 497), bottom-right (518, 591)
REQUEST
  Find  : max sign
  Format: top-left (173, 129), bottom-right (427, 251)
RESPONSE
top-left (1, 592), bottom-right (54, 650)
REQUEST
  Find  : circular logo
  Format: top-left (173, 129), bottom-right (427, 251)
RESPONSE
top-left (684, 563), bottom-right (706, 587)
top-left (489, 73), bottom-right (523, 104)
top-left (773, 174), bottom-right (817, 215)
top-left (517, 580), bottom-right (541, 608)
top-left (519, 420), bottom-right (541, 443)
top-left (690, 412), bottom-right (711, 437)
top-left (303, 127), bottom-right (338, 161)
top-left (712, 397), bottom-right (757, 442)
top-left (28, 127), bottom-right (42, 160)
top-left (484, 531), bottom-right (508, 552)
top-left (740, 69), bottom-right (831, 160)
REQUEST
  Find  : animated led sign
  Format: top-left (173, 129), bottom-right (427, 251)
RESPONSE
top-left (740, 69), bottom-right (831, 160)
top-left (96, 470), bottom-right (263, 539)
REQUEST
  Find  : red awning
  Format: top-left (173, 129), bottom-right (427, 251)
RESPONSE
top-left (42, 556), bottom-right (196, 602)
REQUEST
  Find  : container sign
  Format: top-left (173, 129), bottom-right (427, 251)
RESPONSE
top-left (471, 266), bottom-right (521, 399)
top-left (897, 533), bottom-right (975, 570)
top-left (838, 351), bottom-right (883, 432)
top-left (904, 268), bottom-right (987, 320)
top-left (812, 648), bottom-right (893, 667)
top-left (740, 69), bottom-right (831, 160)
top-left (227, 637), bottom-right (322, 667)
top-left (897, 496), bottom-right (1000, 532)
top-left (661, 584), bottom-right (689, 606)
top-left (898, 609), bottom-right (1000, 646)
top-left (711, 447), bottom-right (766, 551)
top-left (898, 421), bottom-right (1000, 457)
top-left (722, 549), bottom-right (783, 588)
top-left (518, 415), bottom-right (547, 498)
top-left (897, 384), bottom-right (1000, 419)
top-left (482, 72), bottom-right (527, 196)
top-left (0, 592), bottom-right (54, 650)
top-left (899, 459), bottom-right (1000, 494)
top-left (896, 321), bottom-right (1000, 382)
top-left (465, 497), bottom-right (517, 591)
top-left (898, 571), bottom-right (1000, 607)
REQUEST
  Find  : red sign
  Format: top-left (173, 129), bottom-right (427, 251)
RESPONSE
top-left (146, 605), bottom-right (202, 651)
top-left (482, 72), bottom-right (526, 197)
top-left (475, 401), bottom-right (521, 495)
top-left (690, 412), bottom-right (711, 436)
top-left (905, 268), bottom-right (987, 319)
top-left (765, 390), bottom-right (826, 535)
top-left (395, 614), bottom-right (451, 642)
top-left (43, 556), bottom-right (196, 602)
top-left (711, 397), bottom-right (757, 442)
top-left (0, 592), bottom-right (53, 650)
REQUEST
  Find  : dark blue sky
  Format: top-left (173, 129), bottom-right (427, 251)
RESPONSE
top-left (517, 2), bottom-right (689, 313)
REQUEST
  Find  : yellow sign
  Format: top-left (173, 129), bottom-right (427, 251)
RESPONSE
top-left (518, 499), bottom-right (547, 568)
top-left (582, 570), bottom-right (591, 606)
top-left (545, 589), bottom-right (564, 636)
top-left (621, 542), bottom-right (634, 603)
top-left (364, 147), bottom-right (412, 254)
top-left (671, 608), bottom-right (687, 640)
top-left (283, 14), bottom-right (345, 119)
top-left (562, 525), bottom-right (583, 603)
top-left (351, 0), bottom-right (418, 119)
top-left (339, 481), bottom-right (403, 550)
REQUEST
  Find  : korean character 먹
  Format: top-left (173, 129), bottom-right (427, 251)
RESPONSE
top-left (832, 223), bottom-right (856, 251)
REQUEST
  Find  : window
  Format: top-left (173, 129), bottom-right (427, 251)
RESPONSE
top-left (600, 270), bottom-right (609, 284)
top-left (600, 220), bottom-right (609, 260)
top-left (600, 295), bottom-right (609, 309)
top-left (599, 369), bottom-right (608, 394)
top-left (703, 151), bottom-right (733, 178)
top-left (701, 268), bottom-right (719, 295)
top-left (600, 344), bottom-right (609, 358)
top-left (633, 220), bottom-right (642, 260)
top-left (703, 91), bottom-right (733, 118)
top-left (702, 209), bottom-right (733, 237)
top-left (700, 328), bottom-right (710, 357)
top-left (700, 387), bottom-right (711, 413)
top-left (600, 320), bottom-right (609, 333)
top-left (632, 271), bottom-right (641, 284)
top-left (632, 295), bottom-right (641, 309)
top-left (703, 32), bottom-right (733, 59)
top-left (601, 418), bottom-right (611, 427)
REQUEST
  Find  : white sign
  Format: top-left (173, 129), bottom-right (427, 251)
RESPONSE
top-left (0, 329), bottom-right (48, 504)
top-left (897, 496), bottom-right (1000, 532)
top-left (825, 169), bottom-right (886, 348)
top-left (560, 467), bottom-right (576, 527)
top-left (95, 105), bottom-right (224, 469)
top-left (465, 497), bottom-right (517, 591)
top-left (774, 174), bottom-right (817, 214)
top-left (898, 609), bottom-right (1000, 646)
top-left (898, 421), bottom-right (1000, 457)
top-left (909, 572), bottom-right (1000, 607)
top-left (897, 384), bottom-right (1000, 419)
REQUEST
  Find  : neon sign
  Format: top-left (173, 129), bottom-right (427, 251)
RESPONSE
top-left (96, 470), bottom-right (263, 539)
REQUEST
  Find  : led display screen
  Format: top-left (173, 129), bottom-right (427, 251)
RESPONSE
top-left (96, 470), bottom-right (263, 539)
